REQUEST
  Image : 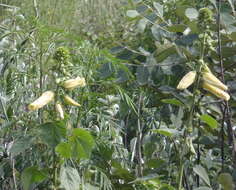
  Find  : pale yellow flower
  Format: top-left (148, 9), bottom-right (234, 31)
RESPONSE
top-left (177, 71), bottom-right (196, 90)
top-left (28, 91), bottom-right (55, 111)
top-left (64, 95), bottom-right (81, 106)
top-left (202, 82), bottom-right (230, 101)
top-left (55, 103), bottom-right (64, 119)
top-left (62, 76), bottom-right (86, 90)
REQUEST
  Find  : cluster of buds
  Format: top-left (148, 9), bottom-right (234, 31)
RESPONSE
top-left (177, 65), bottom-right (230, 101)
top-left (198, 8), bottom-right (213, 30)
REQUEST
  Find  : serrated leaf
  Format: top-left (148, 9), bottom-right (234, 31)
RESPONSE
top-left (56, 142), bottom-right (72, 159)
top-left (10, 136), bottom-right (33, 156)
top-left (200, 114), bottom-right (218, 129)
top-left (21, 166), bottom-right (47, 190)
top-left (38, 121), bottom-right (66, 148)
top-left (60, 166), bottom-right (80, 190)
top-left (69, 128), bottom-right (95, 160)
top-left (193, 165), bottom-right (211, 187)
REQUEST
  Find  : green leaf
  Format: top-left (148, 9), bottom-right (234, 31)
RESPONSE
top-left (10, 136), bottom-right (33, 156)
top-left (56, 142), bottom-right (72, 159)
top-left (218, 173), bottom-right (235, 190)
top-left (193, 165), bottom-right (211, 187)
top-left (153, 2), bottom-right (163, 17)
top-left (38, 121), bottom-right (66, 148)
top-left (137, 66), bottom-right (149, 85)
top-left (60, 166), bottom-right (80, 190)
top-left (69, 128), bottom-right (95, 160)
top-left (126, 10), bottom-right (139, 18)
top-left (161, 98), bottom-right (184, 106)
top-left (185, 8), bottom-right (198, 20)
top-left (200, 114), bottom-right (218, 129)
top-left (167, 24), bottom-right (187, 33)
top-left (21, 166), bottom-right (47, 190)
top-left (153, 128), bottom-right (179, 137)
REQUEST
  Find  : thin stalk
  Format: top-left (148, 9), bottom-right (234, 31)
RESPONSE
top-left (178, 162), bottom-right (184, 190)
top-left (136, 93), bottom-right (143, 177)
top-left (216, 0), bottom-right (236, 166)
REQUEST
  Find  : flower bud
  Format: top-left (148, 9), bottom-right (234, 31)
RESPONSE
top-left (55, 103), bottom-right (64, 119)
top-left (62, 76), bottom-right (86, 90)
top-left (28, 91), bottom-right (55, 111)
top-left (202, 72), bottom-right (228, 91)
top-left (202, 82), bottom-right (230, 101)
top-left (64, 95), bottom-right (81, 106)
top-left (177, 71), bottom-right (196, 90)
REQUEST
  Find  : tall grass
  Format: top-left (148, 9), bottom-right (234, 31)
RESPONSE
top-left (1, 0), bottom-right (127, 46)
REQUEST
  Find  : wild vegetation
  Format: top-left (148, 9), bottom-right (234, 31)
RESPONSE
top-left (0, 0), bottom-right (236, 189)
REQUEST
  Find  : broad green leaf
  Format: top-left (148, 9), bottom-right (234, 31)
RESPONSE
top-left (21, 166), bottom-right (47, 190)
top-left (153, 2), bottom-right (163, 17)
top-left (193, 165), bottom-right (211, 187)
top-left (126, 10), bottom-right (139, 18)
top-left (56, 142), bottom-right (72, 159)
top-left (98, 62), bottom-right (115, 79)
top-left (200, 114), bottom-right (218, 129)
top-left (185, 8), bottom-right (199, 20)
top-left (69, 128), bottom-right (95, 159)
top-left (10, 136), bottom-right (33, 156)
top-left (161, 98), bottom-right (184, 106)
top-left (153, 128), bottom-right (179, 137)
top-left (218, 173), bottom-right (235, 190)
top-left (38, 121), bottom-right (66, 148)
top-left (60, 166), bottom-right (80, 190)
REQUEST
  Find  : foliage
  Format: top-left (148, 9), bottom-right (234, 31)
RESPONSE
top-left (1, 0), bottom-right (236, 190)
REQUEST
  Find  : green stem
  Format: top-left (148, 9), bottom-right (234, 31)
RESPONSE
top-left (178, 162), bottom-right (184, 190)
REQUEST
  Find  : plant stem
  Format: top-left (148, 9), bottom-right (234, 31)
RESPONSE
top-left (178, 161), bottom-right (184, 190)
top-left (137, 92), bottom-right (143, 177)
top-left (216, 0), bottom-right (236, 166)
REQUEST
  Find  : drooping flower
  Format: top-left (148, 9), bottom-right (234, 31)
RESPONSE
top-left (28, 91), bottom-right (55, 111)
top-left (62, 76), bottom-right (86, 90)
top-left (202, 82), bottom-right (230, 101)
top-left (177, 71), bottom-right (196, 90)
top-left (64, 95), bottom-right (81, 106)
top-left (55, 103), bottom-right (64, 119)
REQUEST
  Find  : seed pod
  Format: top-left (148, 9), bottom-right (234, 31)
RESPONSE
top-left (62, 76), bottom-right (86, 90)
top-left (64, 95), bottom-right (81, 106)
top-left (55, 103), bottom-right (64, 119)
top-left (202, 82), bottom-right (230, 101)
top-left (202, 72), bottom-right (228, 91)
top-left (177, 71), bottom-right (196, 90)
top-left (28, 91), bottom-right (55, 111)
